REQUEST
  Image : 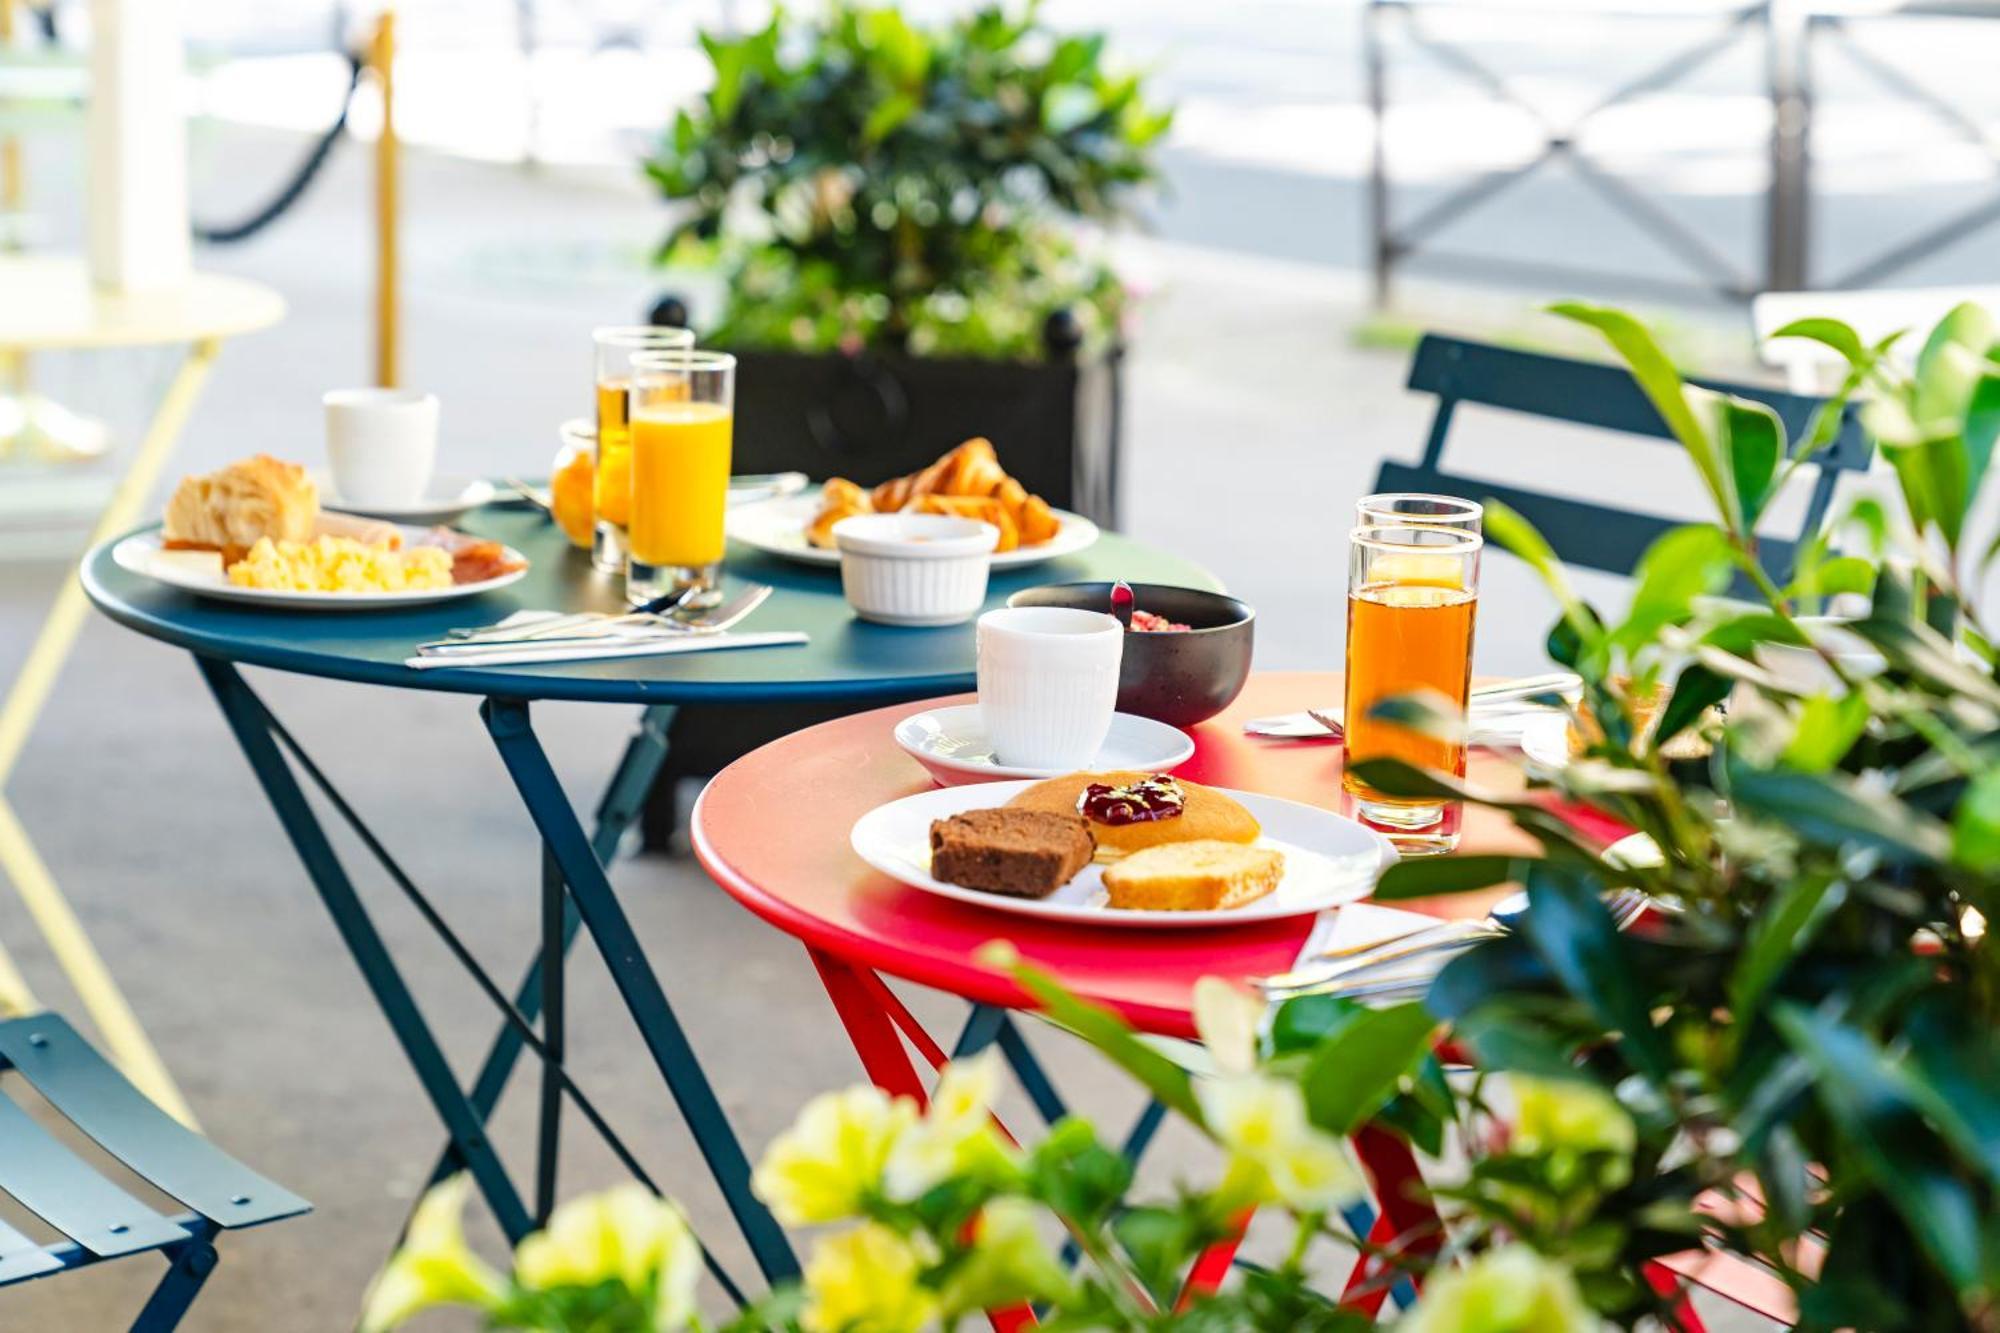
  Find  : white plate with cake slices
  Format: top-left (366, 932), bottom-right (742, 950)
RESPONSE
top-left (895, 707), bottom-right (1195, 786)
top-left (111, 524), bottom-right (529, 610)
top-left (728, 492), bottom-right (1100, 570)
top-left (849, 780), bottom-right (1394, 928)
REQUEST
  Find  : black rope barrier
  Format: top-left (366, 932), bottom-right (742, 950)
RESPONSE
top-left (192, 47), bottom-right (365, 245)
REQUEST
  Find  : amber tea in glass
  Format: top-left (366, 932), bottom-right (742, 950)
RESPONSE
top-left (591, 325), bottom-right (694, 575)
top-left (1341, 521), bottom-right (1481, 853)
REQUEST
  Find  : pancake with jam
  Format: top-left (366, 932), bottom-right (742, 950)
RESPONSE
top-left (1006, 771), bottom-right (1260, 860)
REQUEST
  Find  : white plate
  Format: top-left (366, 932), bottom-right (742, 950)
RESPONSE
top-left (850, 780), bottom-right (1395, 928)
top-left (728, 491), bottom-right (1099, 569)
top-left (895, 706), bottom-right (1195, 786)
top-left (111, 527), bottom-right (529, 610)
top-left (313, 471), bottom-right (495, 525)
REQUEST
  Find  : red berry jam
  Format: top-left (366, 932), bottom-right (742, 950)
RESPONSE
top-left (1079, 775), bottom-right (1186, 825)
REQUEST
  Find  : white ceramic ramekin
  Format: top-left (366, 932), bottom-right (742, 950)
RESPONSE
top-left (833, 513), bottom-right (1000, 627)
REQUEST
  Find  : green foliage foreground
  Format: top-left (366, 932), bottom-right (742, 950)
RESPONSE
top-left (365, 303), bottom-right (2000, 1329)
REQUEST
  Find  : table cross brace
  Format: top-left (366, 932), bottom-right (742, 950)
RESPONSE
top-left (196, 663), bottom-right (765, 1300)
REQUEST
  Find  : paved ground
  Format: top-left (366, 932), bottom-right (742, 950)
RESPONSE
top-left (0, 85), bottom-right (1834, 1328)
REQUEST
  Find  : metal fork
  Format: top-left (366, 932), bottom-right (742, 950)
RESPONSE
top-left (418, 584), bottom-right (771, 656)
top-left (1257, 888), bottom-right (1652, 999)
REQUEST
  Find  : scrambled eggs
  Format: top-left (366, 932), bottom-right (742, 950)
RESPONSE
top-left (227, 536), bottom-right (453, 593)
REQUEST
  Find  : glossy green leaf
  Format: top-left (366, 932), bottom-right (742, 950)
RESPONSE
top-left (1372, 855), bottom-right (1526, 902)
top-left (1483, 501), bottom-right (1590, 630)
top-left (1720, 396), bottom-right (1785, 527)
top-left (1550, 303), bottom-right (1734, 528)
top-left (1786, 553), bottom-right (1876, 601)
top-left (1518, 865), bottom-right (1672, 1085)
top-left (1006, 959), bottom-right (1203, 1126)
top-left (1299, 1002), bottom-right (1438, 1135)
top-left (1612, 525), bottom-right (1735, 652)
top-left (1904, 1000), bottom-right (2000, 1180)
top-left (1653, 664), bottom-right (1733, 751)
top-left (861, 90), bottom-right (921, 143)
top-left (1268, 993), bottom-right (1368, 1055)
top-left (1916, 301), bottom-right (1995, 377)
top-left (1728, 872), bottom-right (1841, 1021)
top-left (1726, 760), bottom-right (1949, 866)
top-left (1951, 766), bottom-right (2000, 871)
top-left (1773, 1004), bottom-right (1984, 1290)
top-left (1781, 691), bottom-right (1870, 773)
top-left (1769, 316), bottom-right (1866, 365)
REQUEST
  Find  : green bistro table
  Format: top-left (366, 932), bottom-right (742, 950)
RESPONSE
top-left (81, 501), bottom-right (1218, 1302)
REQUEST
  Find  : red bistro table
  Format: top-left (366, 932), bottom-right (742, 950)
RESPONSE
top-left (694, 670), bottom-right (1789, 1328)
top-left (692, 671), bottom-right (1549, 1316)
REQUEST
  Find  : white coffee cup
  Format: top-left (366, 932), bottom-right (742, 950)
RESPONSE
top-left (324, 388), bottom-right (439, 507)
top-left (976, 607), bottom-right (1124, 770)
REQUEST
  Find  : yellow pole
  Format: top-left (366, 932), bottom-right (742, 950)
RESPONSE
top-left (371, 9), bottom-right (398, 389)
top-left (0, 339), bottom-right (216, 1125)
top-left (0, 0), bottom-right (21, 228)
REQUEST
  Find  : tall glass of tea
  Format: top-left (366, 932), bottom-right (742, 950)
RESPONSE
top-left (592, 325), bottom-right (694, 575)
top-left (1356, 493), bottom-right (1483, 533)
top-left (1341, 520), bottom-right (1482, 854)
top-left (625, 349), bottom-right (735, 607)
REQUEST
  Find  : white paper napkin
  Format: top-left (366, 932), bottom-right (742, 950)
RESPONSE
top-left (405, 630), bottom-right (807, 670)
top-left (1288, 901), bottom-right (1450, 994)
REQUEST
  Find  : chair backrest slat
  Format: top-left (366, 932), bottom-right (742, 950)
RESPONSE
top-left (1391, 335), bottom-right (1872, 583)
top-left (0, 1091), bottom-right (187, 1258)
top-left (0, 1016), bottom-right (308, 1230)
top-left (0, 1214), bottom-right (63, 1286)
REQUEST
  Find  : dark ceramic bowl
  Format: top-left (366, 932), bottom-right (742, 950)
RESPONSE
top-left (1006, 582), bottom-right (1255, 728)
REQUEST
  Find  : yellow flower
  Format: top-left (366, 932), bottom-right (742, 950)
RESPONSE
top-left (1397, 1245), bottom-right (1598, 1333)
top-left (754, 1085), bottom-right (917, 1225)
top-left (513, 1184), bottom-right (700, 1324)
top-left (358, 1175), bottom-right (506, 1332)
top-left (1197, 1075), bottom-right (1363, 1213)
top-left (941, 1197), bottom-right (1073, 1314)
top-left (883, 1051), bottom-right (1019, 1201)
top-left (801, 1222), bottom-right (937, 1333)
top-left (1191, 976), bottom-right (1263, 1076)
top-left (1511, 1076), bottom-right (1636, 1159)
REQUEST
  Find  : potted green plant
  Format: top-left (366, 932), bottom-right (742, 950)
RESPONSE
top-left (643, 1), bottom-right (1171, 523)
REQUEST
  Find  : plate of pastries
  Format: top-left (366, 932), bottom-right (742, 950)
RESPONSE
top-left (112, 454), bottom-right (529, 609)
top-left (849, 770), bottom-right (1392, 928)
top-left (728, 438), bottom-right (1099, 569)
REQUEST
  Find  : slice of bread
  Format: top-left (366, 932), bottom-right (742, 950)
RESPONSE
top-left (1101, 840), bottom-right (1285, 912)
top-left (929, 808), bottom-right (1095, 899)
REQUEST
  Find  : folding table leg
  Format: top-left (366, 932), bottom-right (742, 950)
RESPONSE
top-left (421, 704), bottom-right (673, 1195)
top-left (198, 659), bottom-right (534, 1241)
top-left (130, 1228), bottom-right (218, 1333)
top-left (483, 697), bottom-right (797, 1283)
top-left (534, 844), bottom-right (564, 1226)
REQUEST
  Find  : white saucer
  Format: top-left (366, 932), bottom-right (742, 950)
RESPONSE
top-left (894, 705), bottom-right (1195, 786)
top-left (315, 472), bottom-right (495, 525)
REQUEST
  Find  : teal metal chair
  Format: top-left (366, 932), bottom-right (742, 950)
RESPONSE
top-left (0, 1012), bottom-right (308, 1329)
top-left (1380, 335), bottom-right (1874, 585)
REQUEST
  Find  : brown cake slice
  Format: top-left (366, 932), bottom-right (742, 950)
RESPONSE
top-left (929, 809), bottom-right (1096, 899)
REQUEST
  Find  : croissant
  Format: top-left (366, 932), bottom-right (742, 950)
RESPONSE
top-left (163, 455), bottom-right (320, 564)
top-left (908, 494), bottom-right (1019, 551)
top-left (816, 438), bottom-right (1062, 550)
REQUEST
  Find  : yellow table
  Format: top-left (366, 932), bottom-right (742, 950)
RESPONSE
top-left (0, 253), bottom-right (283, 1123)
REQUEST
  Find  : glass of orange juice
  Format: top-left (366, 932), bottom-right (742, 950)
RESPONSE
top-left (1341, 520), bottom-right (1481, 854)
top-left (592, 325), bottom-right (694, 575)
top-left (625, 349), bottom-right (735, 607)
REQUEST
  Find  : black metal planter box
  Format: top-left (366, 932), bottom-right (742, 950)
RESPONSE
top-left (640, 342), bottom-right (1126, 852)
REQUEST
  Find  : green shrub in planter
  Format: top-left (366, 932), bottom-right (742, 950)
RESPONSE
top-left (644, 2), bottom-right (1171, 362)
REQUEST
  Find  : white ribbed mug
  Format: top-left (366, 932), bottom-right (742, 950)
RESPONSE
top-left (976, 607), bottom-right (1124, 770)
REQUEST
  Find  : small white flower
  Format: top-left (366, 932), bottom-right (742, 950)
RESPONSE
top-left (753, 1085), bottom-right (917, 1225)
top-left (1197, 1074), bottom-right (1363, 1212)
top-left (1192, 976), bottom-right (1264, 1075)
top-left (1398, 1244), bottom-right (1599, 1333)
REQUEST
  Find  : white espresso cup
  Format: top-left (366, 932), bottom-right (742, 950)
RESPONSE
top-left (324, 388), bottom-right (439, 507)
top-left (976, 606), bottom-right (1124, 770)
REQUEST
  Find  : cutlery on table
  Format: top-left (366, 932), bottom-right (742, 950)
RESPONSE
top-left (1257, 887), bottom-right (1650, 999)
top-left (420, 583), bottom-right (772, 656)
top-left (1242, 672), bottom-right (1582, 740)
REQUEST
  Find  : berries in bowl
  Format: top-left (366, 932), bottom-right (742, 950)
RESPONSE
top-left (1006, 581), bottom-right (1254, 728)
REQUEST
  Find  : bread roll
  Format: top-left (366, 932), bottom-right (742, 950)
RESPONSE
top-left (163, 455), bottom-right (319, 562)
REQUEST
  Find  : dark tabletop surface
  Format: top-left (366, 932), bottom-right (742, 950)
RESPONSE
top-left (81, 502), bottom-right (1222, 706)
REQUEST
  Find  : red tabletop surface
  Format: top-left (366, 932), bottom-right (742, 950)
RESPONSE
top-left (692, 671), bottom-right (1546, 1041)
